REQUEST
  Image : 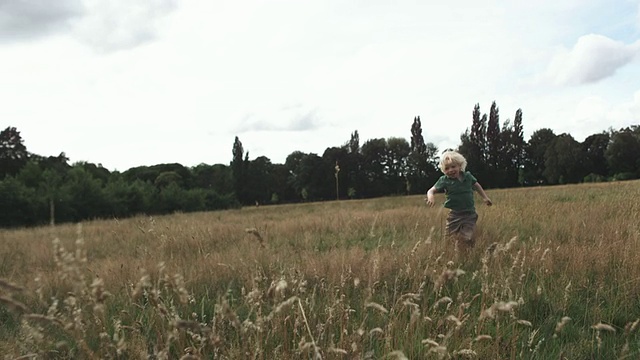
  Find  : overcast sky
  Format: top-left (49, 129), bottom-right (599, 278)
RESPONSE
top-left (2, 0), bottom-right (640, 171)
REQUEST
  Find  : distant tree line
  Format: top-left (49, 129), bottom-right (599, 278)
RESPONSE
top-left (458, 102), bottom-right (640, 187)
top-left (1, 101), bottom-right (639, 228)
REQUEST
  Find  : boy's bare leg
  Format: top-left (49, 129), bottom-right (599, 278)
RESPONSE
top-left (456, 236), bottom-right (474, 254)
top-left (454, 226), bottom-right (475, 257)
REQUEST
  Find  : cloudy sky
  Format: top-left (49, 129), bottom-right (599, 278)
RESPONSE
top-left (2, 0), bottom-right (640, 171)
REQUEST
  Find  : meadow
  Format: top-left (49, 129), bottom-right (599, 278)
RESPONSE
top-left (0, 180), bottom-right (639, 359)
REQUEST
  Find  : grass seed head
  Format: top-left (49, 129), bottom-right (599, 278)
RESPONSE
top-left (0, 278), bottom-right (24, 292)
top-left (592, 323), bottom-right (616, 332)
top-left (454, 349), bottom-right (477, 358)
top-left (473, 335), bottom-right (492, 342)
top-left (517, 319), bottom-right (533, 327)
top-left (387, 350), bottom-right (409, 359)
top-left (554, 316), bottom-right (572, 334)
top-left (625, 318), bottom-right (639, 334)
top-left (365, 302), bottom-right (389, 314)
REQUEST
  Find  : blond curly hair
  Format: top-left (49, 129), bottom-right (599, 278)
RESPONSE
top-left (439, 151), bottom-right (467, 173)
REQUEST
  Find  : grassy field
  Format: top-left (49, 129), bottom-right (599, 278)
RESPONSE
top-left (1, 180), bottom-right (639, 359)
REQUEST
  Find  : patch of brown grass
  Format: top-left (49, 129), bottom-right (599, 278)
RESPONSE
top-left (0, 180), bottom-right (638, 358)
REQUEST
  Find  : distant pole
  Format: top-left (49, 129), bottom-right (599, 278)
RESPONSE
top-left (49, 198), bottom-right (55, 226)
top-left (335, 161), bottom-right (340, 201)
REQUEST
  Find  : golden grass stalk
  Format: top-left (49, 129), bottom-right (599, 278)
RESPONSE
top-left (591, 323), bottom-right (616, 332)
top-left (0, 295), bottom-right (27, 313)
top-left (554, 316), bottom-right (572, 336)
top-left (365, 302), bottom-right (389, 314)
top-left (244, 227), bottom-right (265, 248)
top-left (0, 278), bottom-right (24, 292)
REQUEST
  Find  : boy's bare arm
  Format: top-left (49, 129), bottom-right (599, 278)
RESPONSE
top-left (425, 186), bottom-right (438, 207)
top-left (473, 182), bottom-right (493, 206)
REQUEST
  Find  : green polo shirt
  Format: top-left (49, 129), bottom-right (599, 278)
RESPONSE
top-left (434, 171), bottom-right (478, 212)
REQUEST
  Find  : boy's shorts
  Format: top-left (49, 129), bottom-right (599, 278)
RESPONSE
top-left (446, 210), bottom-right (478, 242)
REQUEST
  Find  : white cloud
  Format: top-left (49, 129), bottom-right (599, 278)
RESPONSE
top-left (0, 0), bottom-right (177, 51)
top-left (545, 34), bottom-right (640, 85)
top-left (2, 1), bottom-right (640, 170)
top-left (0, 0), bottom-right (82, 41)
top-left (551, 92), bottom-right (640, 141)
top-left (71, 0), bottom-right (177, 52)
top-left (235, 105), bottom-right (321, 133)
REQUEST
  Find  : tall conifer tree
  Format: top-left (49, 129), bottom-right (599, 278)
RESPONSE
top-left (231, 136), bottom-right (248, 204)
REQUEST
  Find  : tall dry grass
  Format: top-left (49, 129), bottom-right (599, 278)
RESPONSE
top-left (0, 180), bottom-right (639, 359)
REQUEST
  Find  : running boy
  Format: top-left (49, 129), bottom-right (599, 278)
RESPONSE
top-left (425, 150), bottom-right (492, 250)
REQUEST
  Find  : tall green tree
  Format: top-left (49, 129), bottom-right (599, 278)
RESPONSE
top-left (231, 136), bottom-right (249, 204)
top-left (34, 153), bottom-right (71, 225)
top-left (60, 166), bottom-right (109, 221)
top-left (512, 109), bottom-right (525, 173)
top-left (470, 105), bottom-right (487, 163)
top-left (499, 109), bottom-right (525, 187)
top-left (285, 151), bottom-right (305, 199)
top-left (347, 130), bottom-right (360, 154)
top-left (41, 169), bottom-right (66, 225)
top-left (0, 177), bottom-right (39, 227)
top-left (16, 159), bottom-right (43, 189)
top-left (191, 163), bottom-right (234, 195)
top-left (153, 164), bottom-right (192, 188)
top-left (103, 176), bottom-right (150, 217)
top-left (322, 146), bottom-right (349, 200)
top-left (75, 161), bottom-right (111, 185)
top-left (361, 138), bottom-right (388, 198)
top-left (343, 131), bottom-right (364, 198)
top-left (0, 126), bottom-right (29, 179)
top-left (581, 133), bottom-right (610, 178)
top-left (40, 153), bottom-right (71, 174)
top-left (461, 103), bottom-right (519, 188)
top-left (285, 152), bottom-right (328, 201)
top-left (408, 116), bottom-right (438, 194)
top-left (154, 171), bottom-right (183, 189)
top-left (459, 104), bottom-right (490, 185)
top-left (486, 102), bottom-right (501, 181)
top-left (522, 128), bottom-right (556, 185)
top-left (17, 161), bottom-right (51, 222)
top-left (158, 182), bottom-right (189, 213)
top-left (605, 129), bottom-right (640, 178)
top-left (386, 137), bottom-right (410, 194)
top-left (407, 116), bottom-right (437, 194)
top-left (269, 163), bottom-right (295, 203)
top-left (245, 156), bottom-right (275, 204)
top-left (410, 116), bottom-right (426, 155)
top-left (543, 134), bottom-right (586, 184)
